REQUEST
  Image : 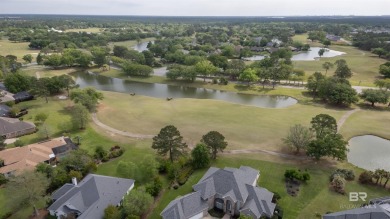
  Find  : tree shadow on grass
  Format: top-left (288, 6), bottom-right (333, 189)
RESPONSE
top-left (356, 103), bottom-right (390, 112)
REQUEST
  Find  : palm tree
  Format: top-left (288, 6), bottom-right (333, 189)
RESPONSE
top-left (373, 169), bottom-right (382, 185)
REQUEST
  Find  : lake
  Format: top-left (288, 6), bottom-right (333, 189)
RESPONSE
top-left (348, 135), bottom-right (390, 171)
top-left (74, 72), bottom-right (297, 108)
top-left (244, 47), bottom-right (345, 61)
top-left (133, 41), bottom-right (154, 52)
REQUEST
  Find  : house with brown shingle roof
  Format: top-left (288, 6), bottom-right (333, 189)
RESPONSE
top-left (0, 117), bottom-right (36, 138)
top-left (0, 136), bottom-right (77, 177)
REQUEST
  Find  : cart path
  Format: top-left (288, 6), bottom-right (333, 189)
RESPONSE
top-left (337, 108), bottom-right (361, 132)
top-left (92, 113), bottom-right (154, 139)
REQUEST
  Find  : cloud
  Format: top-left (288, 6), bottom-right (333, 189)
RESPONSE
top-left (0, 0), bottom-right (389, 15)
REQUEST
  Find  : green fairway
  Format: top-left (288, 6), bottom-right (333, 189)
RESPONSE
top-left (292, 35), bottom-right (386, 87)
top-left (97, 91), bottom-right (347, 151)
top-left (107, 37), bottom-right (155, 50)
top-left (339, 108), bottom-right (390, 140)
top-left (0, 38), bottom-right (38, 61)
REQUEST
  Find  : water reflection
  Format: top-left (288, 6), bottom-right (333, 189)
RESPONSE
top-left (73, 72), bottom-right (297, 108)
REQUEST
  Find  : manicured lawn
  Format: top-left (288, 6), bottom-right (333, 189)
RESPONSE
top-left (22, 66), bottom-right (80, 78)
top-left (339, 107), bottom-right (390, 140)
top-left (292, 35), bottom-right (386, 87)
top-left (64, 28), bottom-right (104, 33)
top-left (97, 91), bottom-right (346, 151)
top-left (0, 38), bottom-right (39, 61)
top-left (107, 37), bottom-right (155, 50)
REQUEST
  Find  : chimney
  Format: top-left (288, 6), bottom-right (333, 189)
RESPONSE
top-left (72, 177), bottom-right (78, 186)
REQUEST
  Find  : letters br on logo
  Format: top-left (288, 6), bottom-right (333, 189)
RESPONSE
top-left (349, 192), bottom-right (367, 202)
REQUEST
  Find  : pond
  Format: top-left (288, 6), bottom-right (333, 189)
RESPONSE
top-left (348, 135), bottom-right (390, 171)
top-left (133, 41), bottom-right (154, 52)
top-left (74, 72), bottom-right (297, 108)
top-left (244, 47), bottom-right (345, 61)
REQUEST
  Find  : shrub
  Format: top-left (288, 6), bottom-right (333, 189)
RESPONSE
top-left (212, 78), bottom-right (218, 84)
top-left (0, 174), bottom-right (7, 185)
top-left (284, 169), bottom-right (310, 182)
top-left (331, 174), bottom-right (346, 194)
top-left (219, 77), bottom-right (228, 85)
top-left (330, 169), bottom-right (355, 181)
top-left (177, 166), bottom-right (193, 185)
top-left (146, 177), bottom-right (163, 197)
top-left (14, 139), bottom-right (24, 147)
top-left (359, 171), bottom-right (373, 184)
top-left (272, 192), bottom-right (281, 203)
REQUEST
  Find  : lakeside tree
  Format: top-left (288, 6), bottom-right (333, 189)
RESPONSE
top-left (334, 59), bottom-right (352, 79)
top-left (201, 131), bottom-right (228, 160)
top-left (283, 124), bottom-right (314, 153)
top-left (195, 60), bottom-right (219, 82)
top-left (122, 61), bottom-right (153, 77)
top-left (239, 68), bottom-right (259, 86)
top-left (90, 46), bottom-right (108, 68)
top-left (58, 74), bottom-right (78, 96)
top-left (225, 59), bottom-right (245, 80)
top-left (5, 171), bottom-right (49, 216)
top-left (152, 125), bottom-right (188, 162)
top-left (318, 48), bottom-right (326, 58)
top-left (306, 133), bottom-right (348, 161)
top-left (360, 89), bottom-right (390, 106)
top-left (322, 62), bottom-right (334, 75)
top-left (191, 143), bottom-right (210, 169)
top-left (317, 77), bottom-right (358, 106)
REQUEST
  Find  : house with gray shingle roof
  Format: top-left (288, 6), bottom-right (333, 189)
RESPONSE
top-left (161, 166), bottom-right (276, 219)
top-left (323, 196), bottom-right (390, 219)
top-left (48, 174), bottom-right (134, 219)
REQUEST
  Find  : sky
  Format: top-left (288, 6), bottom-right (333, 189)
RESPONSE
top-left (1, 0), bottom-right (389, 16)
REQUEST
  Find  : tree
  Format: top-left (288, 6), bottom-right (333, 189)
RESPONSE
top-left (104, 205), bottom-right (121, 219)
top-left (70, 87), bottom-right (103, 112)
top-left (239, 68), bottom-right (259, 85)
top-left (5, 171), bottom-right (49, 216)
top-left (191, 143), bottom-right (210, 169)
top-left (322, 39), bottom-right (331, 47)
top-left (152, 125), bottom-right (188, 162)
top-left (4, 73), bottom-right (32, 93)
top-left (34, 112), bottom-right (48, 125)
top-left (22, 54), bottom-right (33, 63)
top-left (322, 62), bottom-right (334, 75)
top-left (29, 78), bottom-right (50, 103)
top-left (225, 59), bottom-right (245, 80)
top-left (372, 48), bottom-right (387, 58)
top-left (43, 54), bottom-right (62, 68)
top-left (36, 53), bottom-right (44, 65)
top-left (317, 77), bottom-right (358, 106)
top-left (207, 54), bottom-right (228, 69)
top-left (122, 62), bottom-right (153, 77)
top-left (359, 171), bottom-right (373, 184)
top-left (374, 79), bottom-right (390, 90)
top-left (310, 114), bottom-right (337, 139)
top-left (201, 131), bottom-right (228, 160)
top-left (306, 133), bottom-right (348, 161)
top-left (90, 46), bottom-right (108, 68)
top-left (379, 62), bottom-right (390, 78)
top-left (113, 45), bottom-right (128, 58)
top-left (123, 188), bottom-right (153, 217)
top-left (59, 149), bottom-right (96, 175)
top-left (306, 72), bottom-right (325, 96)
top-left (318, 48), bottom-right (326, 58)
top-left (283, 124), bottom-right (314, 153)
top-left (334, 59), bottom-right (352, 79)
top-left (71, 104), bottom-right (89, 130)
top-left (58, 75), bottom-right (77, 96)
top-left (360, 89), bottom-right (390, 106)
top-left (195, 60), bottom-right (218, 82)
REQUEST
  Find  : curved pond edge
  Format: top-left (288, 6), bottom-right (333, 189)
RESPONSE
top-left (76, 71), bottom-right (299, 109)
